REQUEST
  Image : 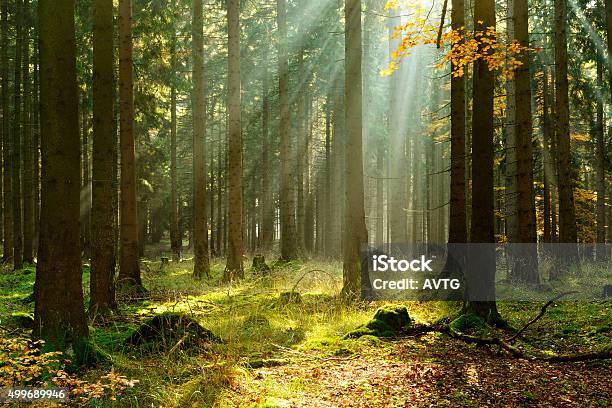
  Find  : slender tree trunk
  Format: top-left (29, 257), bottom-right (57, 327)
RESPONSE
top-left (595, 60), bottom-right (607, 260)
top-left (542, 66), bottom-right (552, 244)
top-left (554, 0), bottom-right (577, 253)
top-left (342, 0), bottom-right (368, 300)
top-left (1, 0), bottom-right (12, 264)
top-left (192, 0), bottom-right (210, 279)
top-left (90, 0), bottom-right (117, 315)
top-left (169, 5), bottom-right (181, 262)
top-left (387, 8), bottom-right (407, 244)
top-left (324, 94), bottom-right (332, 255)
top-left (22, 0), bottom-right (33, 264)
top-left (278, 0), bottom-right (296, 260)
top-left (216, 132), bottom-right (223, 256)
top-left (34, 0), bottom-right (90, 362)
top-left (224, 0), bottom-right (243, 279)
top-left (505, 0), bottom-right (518, 245)
top-left (296, 49), bottom-right (306, 254)
top-left (260, 47), bottom-right (274, 251)
top-left (81, 91), bottom-right (91, 260)
top-left (12, 0), bottom-right (23, 270)
top-left (32, 22), bottom-right (40, 255)
top-left (117, 0), bottom-right (142, 289)
top-left (465, 0), bottom-right (500, 322)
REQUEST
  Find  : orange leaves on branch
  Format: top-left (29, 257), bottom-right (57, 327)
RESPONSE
top-left (381, 6), bottom-right (531, 80)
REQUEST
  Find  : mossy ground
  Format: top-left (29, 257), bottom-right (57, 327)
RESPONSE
top-left (0, 246), bottom-right (610, 407)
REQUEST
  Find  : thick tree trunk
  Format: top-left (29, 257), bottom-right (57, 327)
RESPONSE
top-left (554, 0), bottom-right (577, 252)
top-left (1, 0), bottom-right (12, 264)
top-left (169, 7), bottom-right (181, 262)
top-left (443, 0), bottom-right (467, 277)
top-left (12, 0), bottom-right (23, 269)
top-left (465, 0), bottom-right (500, 322)
top-left (342, 0), bottom-right (368, 300)
top-left (117, 0), bottom-right (142, 289)
top-left (34, 0), bottom-right (90, 362)
top-left (192, 0), bottom-right (210, 279)
top-left (277, 0), bottom-right (297, 260)
top-left (224, 0), bottom-right (243, 279)
top-left (509, 0), bottom-right (539, 283)
top-left (90, 0), bottom-right (117, 315)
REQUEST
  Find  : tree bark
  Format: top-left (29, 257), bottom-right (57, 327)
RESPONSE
top-left (277, 0), bottom-right (297, 260)
top-left (1, 0), bottom-right (12, 264)
top-left (35, 0), bottom-right (90, 362)
top-left (22, 0), bottom-right (33, 264)
top-left (90, 0), bottom-right (117, 314)
top-left (465, 0), bottom-right (500, 321)
top-left (192, 0), bottom-right (210, 279)
top-left (169, 4), bottom-right (181, 262)
top-left (595, 60), bottom-right (606, 260)
top-left (12, 0), bottom-right (23, 269)
top-left (260, 45), bottom-right (274, 251)
top-left (554, 0), bottom-right (577, 250)
top-left (224, 0), bottom-right (243, 279)
top-left (342, 0), bottom-right (368, 300)
top-left (117, 0), bottom-right (143, 290)
top-left (509, 0), bottom-right (539, 283)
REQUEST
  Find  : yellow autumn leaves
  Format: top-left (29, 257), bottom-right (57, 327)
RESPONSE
top-left (382, 1), bottom-right (530, 79)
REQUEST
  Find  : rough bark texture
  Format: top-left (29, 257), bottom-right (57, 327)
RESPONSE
top-left (12, 0), bottom-right (23, 269)
top-left (277, 0), bottom-right (297, 260)
top-left (35, 0), bottom-right (90, 362)
top-left (192, 0), bottom-right (210, 279)
top-left (554, 0), bottom-right (577, 248)
top-left (466, 0), bottom-right (499, 321)
top-left (90, 0), bottom-right (117, 314)
top-left (117, 0), bottom-right (142, 289)
top-left (509, 0), bottom-right (538, 283)
top-left (342, 0), bottom-right (368, 300)
top-left (447, 0), bottom-right (467, 246)
top-left (1, 0), bottom-right (12, 264)
top-left (224, 0), bottom-right (243, 279)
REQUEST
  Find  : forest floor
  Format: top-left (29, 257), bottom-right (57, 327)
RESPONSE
top-left (0, 244), bottom-right (610, 407)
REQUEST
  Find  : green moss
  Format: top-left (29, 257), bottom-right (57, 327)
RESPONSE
top-left (344, 305), bottom-right (412, 339)
top-left (449, 313), bottom-right (486, 333)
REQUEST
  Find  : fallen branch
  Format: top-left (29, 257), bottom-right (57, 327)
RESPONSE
top-left (506, 291), bottom-right (578, 344)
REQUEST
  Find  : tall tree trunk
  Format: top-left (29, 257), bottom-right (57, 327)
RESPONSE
top-left (595, 60), bottom-right (607, 260)
top-left (224, 0), bottom-right (243, 279)
top-left (90, 0), bottom-right (117, 315)
top-left (193, 0), bottom-right (210, 279)
top-left (169, 5), bottom-right (181, 262)
top-left (12, 0), bottom-right (23, 269)
top-left (509, 0), bottom-right (539, 283)
top-left (117, 0), bottom-right (142, 289)
top-left (216, 132), bottom-right (223, 256)
top-left (442, 0), bottom-right (467, 277)
top-left (342, 0), bottom-right (368, 300)
top-left (1, 0), bottom-right (12, 264)
top-left (387, 7), bottom-right (407, 244)
top-left (296, 49), bottom-right (306, 254)
top-left (260, 46), bottom-right (274, 251)
top-left (324, 94), bottom-right (332, 255)
top-left (277, 0), bottom-right (297, 260)
top-left (22, 0), bottom-right (33, 264)
top-left (81, 91), bottom-right (91, 260)
top-left (553, 0), bottom-right (577, 256)
top-left (542, 65), bottom-right (552, 244)
top-left (505, 0), bottom-right (518, 245)
top-left (34, 0), bottom-right (89, 362)
top-left (32, 20), bottom-right (40, 255)
top-left (465, 0), bottom-right (500, 322)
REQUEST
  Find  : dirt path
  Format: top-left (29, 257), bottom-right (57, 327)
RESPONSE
top-left (228, 334), bottom-right (612, 407)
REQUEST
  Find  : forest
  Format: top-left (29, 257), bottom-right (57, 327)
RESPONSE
top-left (0, 0), bottom-right (610, 406)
